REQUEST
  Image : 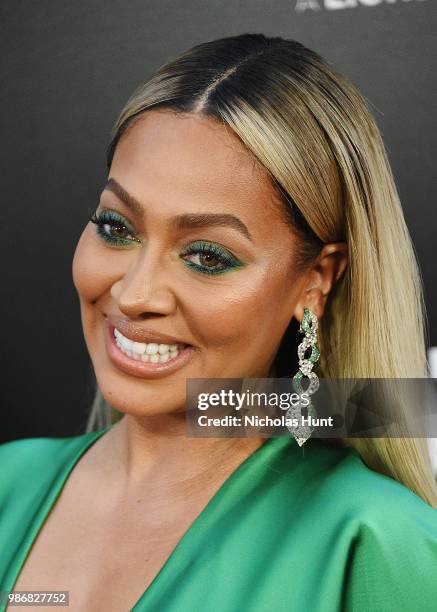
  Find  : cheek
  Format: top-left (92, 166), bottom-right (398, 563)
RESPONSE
top-left (72, 227), bottom-right (114, 303)
top-left (186, 267), bottom-right (297, 351)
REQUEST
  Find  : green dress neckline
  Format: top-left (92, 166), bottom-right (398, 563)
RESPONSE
top-left (6, 427), bottom-right (296, 610)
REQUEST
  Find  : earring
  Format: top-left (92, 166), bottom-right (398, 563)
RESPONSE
top-left (286, 308), bottom-right (320, 446)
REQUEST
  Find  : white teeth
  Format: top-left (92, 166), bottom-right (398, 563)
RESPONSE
top-left (132, 342), bottom-right (147, 355)
top-left (146, 343), bottom-right (159, 355)
top-left (121, 337), bottom-right (133, 351)
top-left (114, 328), bottom-right (184, 363)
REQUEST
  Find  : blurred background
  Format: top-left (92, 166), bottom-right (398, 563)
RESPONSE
top-left (0, 0), bottom-right (436, 442)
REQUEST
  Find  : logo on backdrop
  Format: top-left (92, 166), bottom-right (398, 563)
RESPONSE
top-left (295, 0), bottom-right (426, 12)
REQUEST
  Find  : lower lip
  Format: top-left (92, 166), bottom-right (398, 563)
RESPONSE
top-left (104, 320), bottom-right (196, 379)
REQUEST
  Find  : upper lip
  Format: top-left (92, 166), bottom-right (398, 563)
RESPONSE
top-left (105, 314), bottom-right (191, 346)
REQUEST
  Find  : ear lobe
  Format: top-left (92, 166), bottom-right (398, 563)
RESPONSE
top-left (293, 292), bottom-right (324, 323)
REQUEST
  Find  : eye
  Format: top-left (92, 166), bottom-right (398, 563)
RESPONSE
top-left (180, 241), bottom-right (243, 276)
top-left (88, 209), bottom-right (140, 246)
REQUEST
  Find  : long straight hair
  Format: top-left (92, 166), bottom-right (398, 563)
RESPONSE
top-left (86, 33), bottom-right (436, 507)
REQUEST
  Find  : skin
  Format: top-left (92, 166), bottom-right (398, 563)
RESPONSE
top-left (12, 109), bottom-right (347, 611)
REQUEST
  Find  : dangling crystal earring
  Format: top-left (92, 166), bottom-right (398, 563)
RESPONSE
top-left (286, 308), bottom-right (320, 446)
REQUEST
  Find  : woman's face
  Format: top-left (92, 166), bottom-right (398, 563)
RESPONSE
top-left (72, 109), bottom-right (310, 417)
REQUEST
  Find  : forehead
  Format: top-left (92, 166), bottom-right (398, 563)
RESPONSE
top-left (110, 109), bottom-right (290, 232)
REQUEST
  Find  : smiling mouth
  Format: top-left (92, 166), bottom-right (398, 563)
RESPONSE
top-left (105, 319), bottom-right (196, 378)
top-left (114, 327), bottom-right (186, 364)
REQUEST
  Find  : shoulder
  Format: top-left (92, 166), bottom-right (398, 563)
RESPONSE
top-left (309, 439), bottom-right (437, 538)
top-left (0, 431), bottom-right (95, 463)
top-left (0, 433), bottom-right (77, 461)
top-left (307, 441), bottom-right (437, 610)
top-left (0, 431), bottom-right (103, 492)
top-left (308, 438), bottom-right (434, 505)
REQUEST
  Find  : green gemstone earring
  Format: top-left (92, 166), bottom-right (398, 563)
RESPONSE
top-left (286, 308), bottom-right (320, 446)
top-left (293, 308), bottom-right (320, 394)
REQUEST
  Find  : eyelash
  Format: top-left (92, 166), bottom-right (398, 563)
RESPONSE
top-left (180, 241), bottom-right (243, 276)
top-left (88, 209), bottom-right (140, 246)
top-left (88, 209), bottom-right (243, 276)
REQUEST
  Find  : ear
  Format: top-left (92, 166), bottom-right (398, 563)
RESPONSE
top-left (293, 243), bottom-right (348, 322)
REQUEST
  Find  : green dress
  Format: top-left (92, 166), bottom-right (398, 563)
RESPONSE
top-left (1, 428), bottom-right (437, 611)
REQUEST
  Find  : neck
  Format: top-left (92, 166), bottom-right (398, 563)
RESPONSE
top-left (95, 413), bottom-right (265, 499)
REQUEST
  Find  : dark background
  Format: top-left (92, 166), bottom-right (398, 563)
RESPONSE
top-left (1, 0), bottom-right (435, 442)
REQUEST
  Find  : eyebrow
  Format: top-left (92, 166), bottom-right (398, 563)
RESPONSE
top-left (104, 178), bottom-right (144, 216)
top-left (172, 213), bottom-right (252, 241)
top-left (103, 178), bottom-right (253, 242)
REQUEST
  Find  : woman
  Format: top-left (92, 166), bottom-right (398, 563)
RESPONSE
top-left (1, 33), bottom-right (436, 611)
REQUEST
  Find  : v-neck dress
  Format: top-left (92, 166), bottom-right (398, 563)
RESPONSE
top-left (1, 428), bottom-right (437, 611)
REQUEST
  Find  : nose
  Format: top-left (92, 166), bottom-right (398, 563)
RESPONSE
top-left (110, 249), bottom-right (177, 319)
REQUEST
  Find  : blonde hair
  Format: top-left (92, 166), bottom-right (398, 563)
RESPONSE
top-left (87, 34), bottom-right (437, 507)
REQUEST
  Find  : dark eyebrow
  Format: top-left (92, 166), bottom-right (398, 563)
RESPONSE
top-left (103, 178), bottom-right (144, 216)
top-left (172, 213), bottom-right (252, 242)
top-left (103, 178), bottom-right (252, 241)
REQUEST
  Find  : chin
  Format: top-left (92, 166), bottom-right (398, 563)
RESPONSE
top-left (95, 373), bottom-right (188, 419)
